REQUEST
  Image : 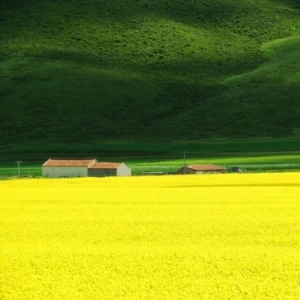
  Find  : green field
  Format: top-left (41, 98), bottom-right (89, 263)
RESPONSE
top-left (2, 138), bottom-right (300, 177)
top-left (2, 153), bottom-right (300, 177)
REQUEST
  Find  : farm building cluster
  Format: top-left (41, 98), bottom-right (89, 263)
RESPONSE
top-left (42, 159), bottom-right (131, 178)
top-left (42, 159), bottom-right (238, 178)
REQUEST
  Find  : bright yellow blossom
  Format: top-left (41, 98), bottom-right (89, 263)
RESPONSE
top-left (0, 173), bottom-right (300, 299)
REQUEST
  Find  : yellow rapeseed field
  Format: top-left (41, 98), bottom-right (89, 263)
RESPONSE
top-left (0, 173), bottom-right (300, 299)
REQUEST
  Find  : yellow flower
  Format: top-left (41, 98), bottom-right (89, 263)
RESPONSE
top-left (0, 173), bottom-right (300, 299)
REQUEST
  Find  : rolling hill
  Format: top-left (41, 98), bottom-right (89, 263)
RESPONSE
top-left (1, 0), bottom-right (300, 146)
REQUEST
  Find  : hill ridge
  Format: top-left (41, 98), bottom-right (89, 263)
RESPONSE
top-left (1, 0), bottom-right (300, 144)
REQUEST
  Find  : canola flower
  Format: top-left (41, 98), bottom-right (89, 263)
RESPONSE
top-left (0, 173), bottom-right (300, 299)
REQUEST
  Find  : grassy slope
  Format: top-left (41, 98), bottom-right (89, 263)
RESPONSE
top-left (221, 36), bottom-right (300, 137)
top-left (2, 138), bottom-right (300, 161)
top-left (3, 153), bottom-right (300, 177)
top-left (1, 0), bottom-right (300, 146)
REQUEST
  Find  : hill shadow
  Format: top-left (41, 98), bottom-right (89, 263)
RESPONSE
top-left (2, 0), bottom-right (296, 37)
top-left (1, 50), bottom-right (300, 143)
top-left (269, 0), bottom-right (300, 9)
top-left (34, 45), bottom-right (266, 87)
top-left (2, 0), bottom-right (299, 59)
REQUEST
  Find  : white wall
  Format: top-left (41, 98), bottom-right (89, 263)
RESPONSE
top-left (42, 167), bottom-right (88, 178)
top-left (117, 163), bottom-right (131, 176)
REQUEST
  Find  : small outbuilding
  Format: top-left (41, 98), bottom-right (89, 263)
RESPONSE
top-left (177, 164), bottom-right (227, 175)
top-left (231, 166), bottom-right (244, 173)
top-left (88, 162), bottom-right (131, 177)
top-left (42, 158), bottom-right (97, 178)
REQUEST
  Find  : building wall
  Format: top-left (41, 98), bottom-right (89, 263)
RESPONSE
top-left (117, 163), bottom-right (131, 176)
top-left (88, 169), bottom-right (117, 177)
top-left (42, 167), bottom-right (88, 178)
top-left (196, 170), bottom-right (226, 174)
top-left (178, 167), bottom-right (227, 174)
top-left (88, 164), bottom-right (131, 177)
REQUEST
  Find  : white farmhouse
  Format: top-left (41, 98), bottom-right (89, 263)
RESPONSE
top-left (42, 159), bottom-right (97, 178)
top-left (42, 158), bottom-right (132, 178)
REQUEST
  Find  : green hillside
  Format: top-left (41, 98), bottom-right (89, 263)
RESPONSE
top-left (1, 0), bottom-right (300, 145)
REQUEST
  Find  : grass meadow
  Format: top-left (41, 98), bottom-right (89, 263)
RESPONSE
top-left (3, 153), bottom-right (300, 177)
top-left (1, 0), bottom-right (300, 142)
top-left (3, 139), bottom-right (300, 177)
top-left (1, 174), bottom-right (300, 299)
